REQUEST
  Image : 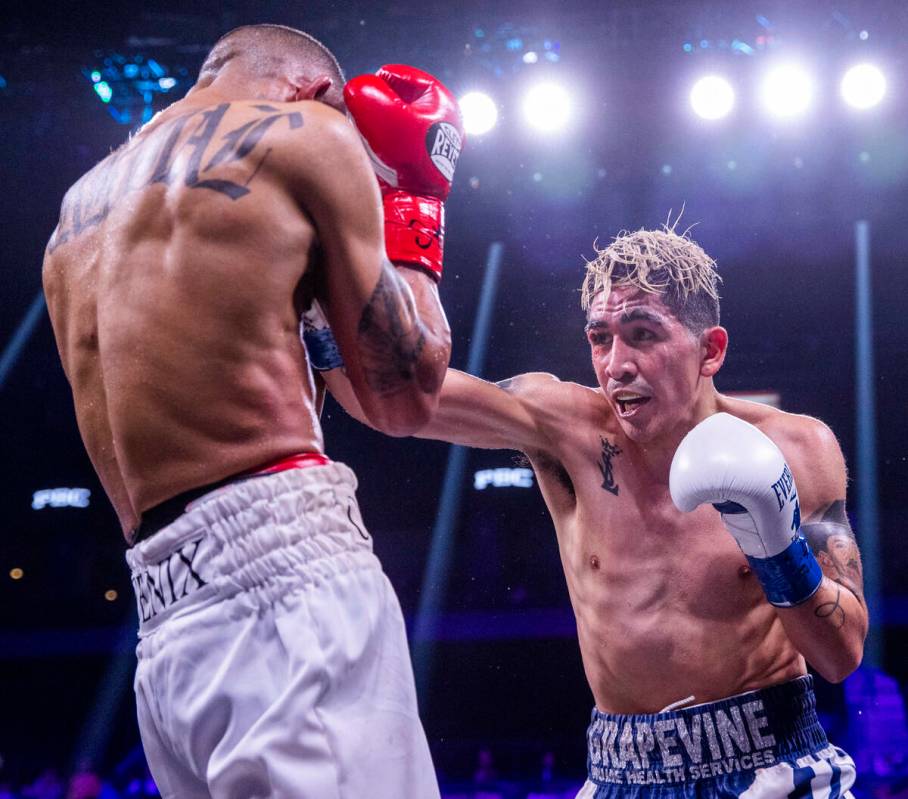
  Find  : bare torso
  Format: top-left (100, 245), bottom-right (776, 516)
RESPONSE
top-left (43, 97), bottom-right (328, 538)
top-left (525, 384), bottom-right (813, 713)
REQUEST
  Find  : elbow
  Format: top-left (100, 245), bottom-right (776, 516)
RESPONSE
top-left (813, 641), bottom-right (864, 684)
top-left (355, 345), bottom-right (448, 436)
top-left (363, 390), bottom-right (440, 438)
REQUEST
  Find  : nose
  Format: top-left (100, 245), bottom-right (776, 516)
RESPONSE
top-left (604, 338), bottom-right (637, 382)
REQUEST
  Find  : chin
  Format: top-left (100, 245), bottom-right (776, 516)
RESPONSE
top-left (616, 417), bottom-right (657, 444)
top-left (616, 410), bottom-right (679, 446)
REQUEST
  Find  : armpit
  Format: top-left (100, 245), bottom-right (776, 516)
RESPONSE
top-left (525, 449), bottom-right (575, 498)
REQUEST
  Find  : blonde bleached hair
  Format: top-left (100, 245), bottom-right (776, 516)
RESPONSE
top-left (580, 215), bottom-right (722, 331)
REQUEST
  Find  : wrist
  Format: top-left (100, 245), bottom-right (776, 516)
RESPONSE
top-left (301, 302), bottom-right (345, 372)
top-left (382, 191), bottom-right (444, 282)
top-left (746, 536), bottom-right (823, 608)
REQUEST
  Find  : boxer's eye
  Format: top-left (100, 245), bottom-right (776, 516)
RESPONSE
top-left (589, 334), bottom-right (612, 348)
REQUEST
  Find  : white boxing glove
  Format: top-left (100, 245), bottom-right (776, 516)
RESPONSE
top-left (670, 413), bottom-right (822, 607)
top-left (300, 300), bottom-right (345, 372)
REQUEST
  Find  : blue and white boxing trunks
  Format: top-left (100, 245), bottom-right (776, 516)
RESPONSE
top-left (578, 677), bottom-right (855, 798)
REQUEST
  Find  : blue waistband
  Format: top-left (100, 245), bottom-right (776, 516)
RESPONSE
top-left (586, 676), bottom-right (828, 787)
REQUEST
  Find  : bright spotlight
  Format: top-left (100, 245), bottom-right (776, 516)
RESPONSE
top-left (841, 64), bottom-right (886, 110)
top-left (459, 91), bottom-right (498, 136)
top-left (522, 82), bottom-right (571, 133)
top-left (760, 64), bottom-right (814, 118)
top-left (689, 75), bottom-right (735, 120)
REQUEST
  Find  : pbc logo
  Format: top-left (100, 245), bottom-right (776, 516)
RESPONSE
top-left (426, 122), bottom-right (462, 182)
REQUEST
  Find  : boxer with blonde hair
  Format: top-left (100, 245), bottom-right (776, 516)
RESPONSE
top-left (319, 220), bottom-right (866, 797)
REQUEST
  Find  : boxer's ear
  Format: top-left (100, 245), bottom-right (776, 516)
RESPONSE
top-left (700, 326), bottom-right (728, 377)
top-left (290, 74), bottom-right (333, 102)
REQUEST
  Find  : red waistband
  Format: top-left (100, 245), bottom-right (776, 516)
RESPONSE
top-left (249, 452), bottom-right (330, 476)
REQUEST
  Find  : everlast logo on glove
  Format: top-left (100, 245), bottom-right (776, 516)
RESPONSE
top-left (426, 122), bottom-right (462, 182)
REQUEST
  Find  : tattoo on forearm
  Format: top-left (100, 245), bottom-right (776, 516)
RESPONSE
top-left (814, 583), bottom-right (846, 629)
top-left (597, 436), bottom-right (622, 496)
top-left (802, 499), bottom-right (865, 606)
top-left (356, 266), bottom-right (431, 396)
top-left (48, 103), bottom-right (302, 253)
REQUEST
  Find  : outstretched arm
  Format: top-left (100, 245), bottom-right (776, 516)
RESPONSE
top-left (321, 362), bottom-right (556, 453)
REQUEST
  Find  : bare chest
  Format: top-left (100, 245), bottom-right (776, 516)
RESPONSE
top-left (533, 436), bottom-right (758, 614)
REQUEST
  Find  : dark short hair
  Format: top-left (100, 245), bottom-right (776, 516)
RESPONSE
top-left (810, 523), bottom-right (850, 555)
top-left (199, 24), bottom-right (344, 87)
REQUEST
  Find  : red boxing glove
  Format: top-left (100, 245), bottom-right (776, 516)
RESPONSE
top-left (344, 64), bottom-right (465, 281)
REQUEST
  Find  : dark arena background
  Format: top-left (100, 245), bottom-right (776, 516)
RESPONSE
top-left (2, 1), bottom-right (908, 797)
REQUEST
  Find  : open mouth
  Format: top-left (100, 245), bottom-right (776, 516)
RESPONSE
top-left (614, 396), bottom-right (651, 418)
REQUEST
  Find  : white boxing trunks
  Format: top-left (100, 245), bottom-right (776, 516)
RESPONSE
top-left (126, 462), bottom-right (439, 799)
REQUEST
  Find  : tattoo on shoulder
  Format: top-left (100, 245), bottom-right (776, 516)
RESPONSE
top-left (48, 103), bottom-right (303, 253)
top-left (597, 436), bottom-right (622, 496)
top-left (801, 499), bottom-right (865, 605)
top-left (356, 266), bottom-right (429, 396)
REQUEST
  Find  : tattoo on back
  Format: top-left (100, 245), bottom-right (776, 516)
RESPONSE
top-left (802, 499), bottom-right (865, 606)
top-left (598, 436), bottom-right (622, 496)
top-left (48, 103), bottom-right (303, 253)
top-left (356, 266), bottom-right (429, 396)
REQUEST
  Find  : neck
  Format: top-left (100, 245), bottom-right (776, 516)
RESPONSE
top-left (626, 386), bottom-right (721, 481)
top-left (187, 71), bottom-right (293, 104)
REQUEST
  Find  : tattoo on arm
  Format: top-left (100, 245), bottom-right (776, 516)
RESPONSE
top-left (801, 500), bottom-right (865, 607)
top-left (356, 265), bottom-right (429, 396)
top-left (813, 583), bottom-right (846, 628)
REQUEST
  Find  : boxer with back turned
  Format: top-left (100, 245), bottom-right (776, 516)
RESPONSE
top-left (319, 224), bottom-right (867, 797)
top-left (43, 22), bottom-right (464, 798)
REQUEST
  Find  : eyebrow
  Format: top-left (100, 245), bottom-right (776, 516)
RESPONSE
top-left (620, 308), bottom-right (666, 325)
top-left (585, 308), bottom-right (667, 332)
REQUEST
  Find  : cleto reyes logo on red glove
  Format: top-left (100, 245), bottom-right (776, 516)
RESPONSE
top-left (426, 122), bottom-right (462, 182)
top-left (344, 64), bottom-right (465, 279)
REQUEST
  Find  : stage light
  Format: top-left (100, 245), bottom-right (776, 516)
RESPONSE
top-left (760, 64), bottom-right (814, 118)
top-left (93, 81), bottom-right (113, 104)
top-left (9, 568), bottom-right (23, 580)
top-left (523, 82), bottom-right (571, 133)
top-left (82, 52), bottom-right (183, 125)
top-left (459, 91), bottom-right (498, 136)
top-left (841, 64), bottom-right (886, 110)
top-left (690, 75), bottom-right (735, 120)
top-left (104, 589), bottom-right (118, 601)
